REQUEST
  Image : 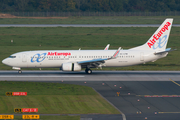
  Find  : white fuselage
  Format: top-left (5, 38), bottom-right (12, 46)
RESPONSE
top-left (2, 50), bottom-right (167, 68)
top-left (1, 18), bottom-right (173, 73)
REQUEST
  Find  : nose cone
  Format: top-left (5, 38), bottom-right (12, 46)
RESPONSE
top-left (2, 58), bottom-right (8, 65)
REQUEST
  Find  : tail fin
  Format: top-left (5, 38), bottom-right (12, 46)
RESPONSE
top-left (130, 18), bottom-right (173, 51)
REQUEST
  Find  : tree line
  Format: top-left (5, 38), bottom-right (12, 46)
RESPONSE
top-left (1, 0), bottom-right (180, 12)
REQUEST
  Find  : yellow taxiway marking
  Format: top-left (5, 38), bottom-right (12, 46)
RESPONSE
top-left (158, 112), bottom-right (180, 114)
top-left (169, 79), bottom-right (180, 86)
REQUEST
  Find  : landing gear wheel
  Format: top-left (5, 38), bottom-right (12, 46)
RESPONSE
top-left (85, 69), bottom-right (92, 74)
top-left (18, 70), bottom-right (22, 74)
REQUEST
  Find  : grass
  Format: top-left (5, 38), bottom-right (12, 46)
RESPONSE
top-left (0, 81), bottom-right (97, 95)
top-left (0, 16), bottom-right (180, 24)
top-left (13, 115), bottom-right (80, 120)
top-left (0, 27), bottom-right (180, 70)
top-left (0, 81), bottom-right (120, 114)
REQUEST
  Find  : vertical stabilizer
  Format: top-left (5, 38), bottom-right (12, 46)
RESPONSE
top-left (130, 18), bottom-right (173, 51)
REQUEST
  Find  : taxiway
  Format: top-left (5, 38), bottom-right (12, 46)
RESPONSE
top-left (0, 24), bottom-right (180, 27)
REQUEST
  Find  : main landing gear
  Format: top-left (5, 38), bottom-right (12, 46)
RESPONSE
top-left (85, 68), bottom-right (92, 74)
top-left (18, 70), bottom-right (22, 74)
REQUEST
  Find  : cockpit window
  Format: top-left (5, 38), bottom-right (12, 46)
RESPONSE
top-left (9, 56), bottom-right (16, 58)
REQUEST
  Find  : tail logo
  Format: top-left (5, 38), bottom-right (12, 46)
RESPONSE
top-left (153, 35), bottom-right (167, 50)
top-left (147, 22), bottom-right (171, 48)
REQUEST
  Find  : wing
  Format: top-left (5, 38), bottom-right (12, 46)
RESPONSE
top-left (78, 47), bottom-right (121, 68)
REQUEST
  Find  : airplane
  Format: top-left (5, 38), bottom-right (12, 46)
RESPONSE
top-left (2, 18), bottom-right (174, 74)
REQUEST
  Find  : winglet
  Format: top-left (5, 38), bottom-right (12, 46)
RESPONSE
top-left (111, 47), bottom-right (121, 59)
top-left (104, 44), bottom-right (110, 50)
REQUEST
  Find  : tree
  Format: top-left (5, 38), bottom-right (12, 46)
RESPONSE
top-left (0, 0), bottom-right (180, 12)
top-left (14, 0), bottom-right (29, 11)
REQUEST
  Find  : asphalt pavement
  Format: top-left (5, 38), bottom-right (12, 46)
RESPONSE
top-left (0, 70), bottom-right (180, 120)
top-left (0, 24), bottom-right (180, 27)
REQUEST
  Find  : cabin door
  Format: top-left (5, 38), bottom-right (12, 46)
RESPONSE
top-left (140, 52), bottom-right (144, 61)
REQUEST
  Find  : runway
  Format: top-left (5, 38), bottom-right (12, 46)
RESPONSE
top-left (0, 24), bottom-right (180, 27)
top-left (0, 70), bottom-right (180, 81)
top-left (1, 70), bottom-right (180, 120)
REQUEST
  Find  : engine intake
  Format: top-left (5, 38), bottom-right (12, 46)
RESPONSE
top-left (62, 62), bottom-right (81, 71)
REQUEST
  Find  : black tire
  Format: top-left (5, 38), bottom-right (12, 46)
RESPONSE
top-left (18, 70), bottom-right (22, 74)
top-left (85, 69), bottom-right (92, 74)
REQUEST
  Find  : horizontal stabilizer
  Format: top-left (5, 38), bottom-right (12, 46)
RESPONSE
top-left (154, 48), bottom-right (176, 55)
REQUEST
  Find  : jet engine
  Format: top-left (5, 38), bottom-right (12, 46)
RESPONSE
top-left (61, 62), bottom-right (81, 71)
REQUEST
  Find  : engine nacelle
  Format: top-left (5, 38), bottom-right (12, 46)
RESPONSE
top-left (62, 62), bottom-right (81, 71)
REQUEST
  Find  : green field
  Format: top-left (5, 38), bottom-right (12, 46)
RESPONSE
top-left (0, 27), bottom-right (180, 70)
top-left (0, 81), bottom-right (120, 115)
top-left (9, 115), bottom-right (80, 120)
top-left (0, 16), bottom-right (180, 24)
